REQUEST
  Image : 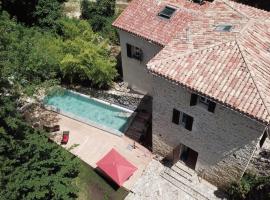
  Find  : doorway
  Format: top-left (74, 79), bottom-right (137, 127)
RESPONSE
top-left (172, 143), bottom-right (198, 170)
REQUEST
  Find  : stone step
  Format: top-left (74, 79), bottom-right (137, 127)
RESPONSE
top-left (161, 170), bottom-right (209, 200)
top-left (175, 161), bottom-right (197, 176)
top-left (126, 129), bottom-right (142, 141)
top-left (129, 121), bottom-right (147, 133)
top-left (137, 112), bottom-right (151, 121)
top-left (171, 165), bottom-right (193, 182)
top-left (163, 167), bottom-right (223, 200)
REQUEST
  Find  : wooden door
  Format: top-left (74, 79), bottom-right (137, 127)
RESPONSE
top-left (172, 145), bottom-right (181, 164)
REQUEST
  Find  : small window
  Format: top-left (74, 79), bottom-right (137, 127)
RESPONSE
top-left (172, 109), bottom-right (193, 131)
top-left (126, 43), bottom-right (143, 61)
top-left (158, 6), bottom-right (176, 19)
top-left (215, 25), bottom-right (233, 32)
top-left (190, 93), bottom-right (216, 113)
top-left (199, 96), bottom-right (210, 105)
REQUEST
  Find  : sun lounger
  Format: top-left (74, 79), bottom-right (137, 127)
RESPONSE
top-left (61, 131), bottom-right (69, 144)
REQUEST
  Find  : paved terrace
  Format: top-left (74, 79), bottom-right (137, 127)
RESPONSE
top-left (49, 113), bottom-right (153, 190)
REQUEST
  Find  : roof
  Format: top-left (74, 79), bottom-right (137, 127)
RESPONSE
top-left (114, 0), bottom-right (270, 124)
top-left (96, 148), bottom-right (137, 186)
top-left (147, 0), bottom-right (270, 124)
top-left (113, 0), bottom-right (210, 46)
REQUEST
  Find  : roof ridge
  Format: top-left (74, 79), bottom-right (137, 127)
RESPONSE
top-left (148, 40), bottom-right (235, 67)
top-left (238, 19), bottom-right (256, 35)
top-left (220, 0), bottom-right (250, 19)
top-left (235, 39), bottom-right (270, 122)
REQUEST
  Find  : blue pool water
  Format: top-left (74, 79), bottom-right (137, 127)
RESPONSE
top-left (44, 90), bottom-right (133, 133)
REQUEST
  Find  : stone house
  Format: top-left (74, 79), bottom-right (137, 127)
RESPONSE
top-left (113, 0), bottom-right (270, 188)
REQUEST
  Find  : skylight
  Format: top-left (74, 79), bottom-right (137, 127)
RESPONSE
top-left (215, 25), bottom-right (233, 32)
top-left (158, 6), bottom-right (176, 19)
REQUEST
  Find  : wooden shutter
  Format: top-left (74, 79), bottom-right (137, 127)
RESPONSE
top-left (138, 49), bottom-right (143, 61)
top-left (126, 43), bottom-right (132, 57)
top-left (172, 109), bottom-right (180, 124)
top-left (208, 101), bottom-right (216, 113)
top-left (190, 94), bottom-right (198, 106)
top-left (260, 131), bottom-right (268, 147)
top-left (185, 115), bottom-right (193, 131)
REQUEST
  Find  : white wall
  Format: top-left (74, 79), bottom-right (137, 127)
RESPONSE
top-left (151, 75), bottom-right (266, 187)
top-left (118, 30), bottom-right (163, 95)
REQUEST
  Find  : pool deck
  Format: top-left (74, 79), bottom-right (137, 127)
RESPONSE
top-left (50, 113), bottom-right (153, 190)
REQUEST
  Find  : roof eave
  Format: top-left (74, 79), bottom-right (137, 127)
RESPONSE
top-left (148, 69), bottom-right (269, 126)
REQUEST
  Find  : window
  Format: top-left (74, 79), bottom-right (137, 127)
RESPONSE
top-left (190, 93), bottom-right (216, 113)
top-left (158, 6), bottom-right (176, 19)
top-left (199, 96), bottom-right (210, 105)
top-left (215, 25), bottom-right (233, 32)
top-left (126, 43), bottom-right (143, 61)
top-left (172, 109), bottom-right (193, 131)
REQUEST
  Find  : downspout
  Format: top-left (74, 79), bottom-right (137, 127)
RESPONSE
top-left (239, 123), bottom-right (270, 180)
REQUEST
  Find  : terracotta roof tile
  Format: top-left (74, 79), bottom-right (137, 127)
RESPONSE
top-left (148, 14), bottom-right (270, 124)
top-left (113, 0), bottom-right (210, 46)
top-left (114, 0), bottom-right (270, 124)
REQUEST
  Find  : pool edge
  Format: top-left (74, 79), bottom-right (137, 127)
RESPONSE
top-left (44, 89), bottom-right (136, 137)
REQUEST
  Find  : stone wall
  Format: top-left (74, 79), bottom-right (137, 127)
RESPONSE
top-left (118, 30), bottom-right (163, 95)
top-left (151, 75), bottom-right (266, 188)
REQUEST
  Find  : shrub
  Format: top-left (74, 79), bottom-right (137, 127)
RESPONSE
top-left (228, 172), bottom-right (270, 200)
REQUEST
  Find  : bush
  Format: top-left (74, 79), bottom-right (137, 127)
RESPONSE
top-left (228, 172), bottom-right (270, 200)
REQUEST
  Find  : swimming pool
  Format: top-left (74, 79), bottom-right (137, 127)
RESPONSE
top-left (43, 90), bottom-right (135, 136)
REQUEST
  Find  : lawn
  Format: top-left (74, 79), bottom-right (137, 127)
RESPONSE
top-left (74, 160), bottom-right (129, 200)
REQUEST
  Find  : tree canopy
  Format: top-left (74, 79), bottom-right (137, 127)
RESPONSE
top-left (1, 0), bottom-right (67, 29)
top-left (0, 1), bottom-right (117, 198)
top-left (81, 0), bottom-right (119, 44)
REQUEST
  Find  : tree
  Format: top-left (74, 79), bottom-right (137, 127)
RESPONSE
top-left (58, 18), bottom-right (117, 88)
top-left (80, 0), bottom-right (119, 44)
top-left (0, 93), bottom-right (79, 200)
top-left (0, 12), bottom-right (79, 198)
top-left (35, 0), bottom-right (67, 30)
top-left (0, 11), bottom-right (62, 95)
top-left (1, 0), bottom-right (67, 28)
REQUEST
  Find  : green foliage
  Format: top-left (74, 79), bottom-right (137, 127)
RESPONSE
top-left (0, 91), bottom-right (79, 199)
top-left (228, 172), bottom-right (270, 200)
top-left (34, 0), bottom-right (66, 30)
top-left (0, 12), bottom-right (116, 91)
top-left (0, 2), bottom-right (118, 199)
top-left (58, 18), bottom-right (117, 88)
top-left (81, 0), bottom-right (119, 44)
top-left (0, 11), bottom-right (62, 95)
top-left (1, 0), bottom-right (66, 29)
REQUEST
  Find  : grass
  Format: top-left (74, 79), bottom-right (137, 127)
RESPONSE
top-left (73, 159), bottom-right (129, 200)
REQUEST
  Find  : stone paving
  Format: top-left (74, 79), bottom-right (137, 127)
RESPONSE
top-left (125, 159), bottom-right (226, 200)
top-left (126, 159), bottom-right (195, 200)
